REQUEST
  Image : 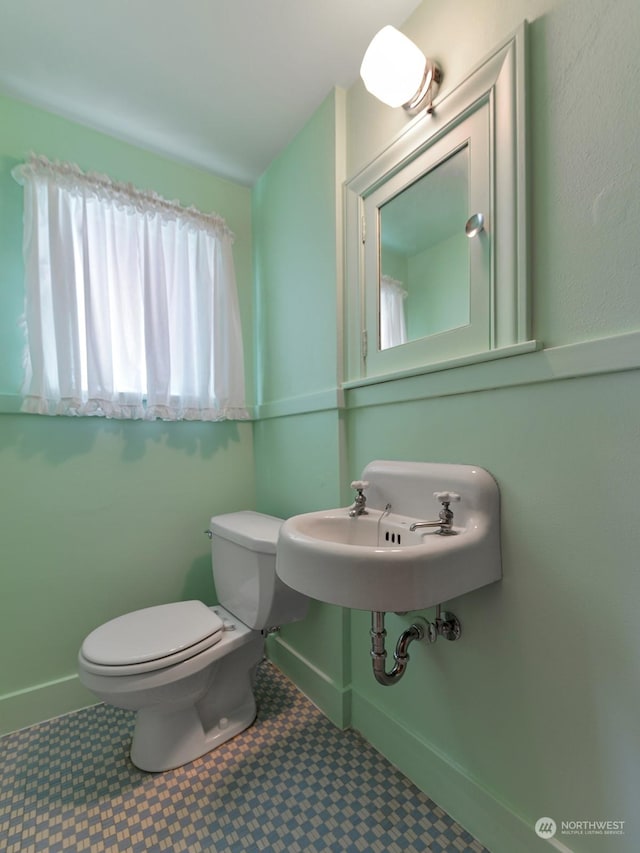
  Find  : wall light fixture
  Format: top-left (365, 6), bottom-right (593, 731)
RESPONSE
top-left (360, 25), bottom-right (441, 113)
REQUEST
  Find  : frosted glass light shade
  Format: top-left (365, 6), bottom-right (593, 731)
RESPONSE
top-left (360, 25), bottom-right (427, 108)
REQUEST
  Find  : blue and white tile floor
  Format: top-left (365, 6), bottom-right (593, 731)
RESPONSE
top-left (0, 661), bottom-right (490, 852)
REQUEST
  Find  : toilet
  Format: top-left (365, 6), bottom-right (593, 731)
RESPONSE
top-left (77, 511), bottom-right (308, 772)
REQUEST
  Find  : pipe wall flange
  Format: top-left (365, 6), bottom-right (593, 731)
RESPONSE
top-left (438, 611), bottom-right (462, 641)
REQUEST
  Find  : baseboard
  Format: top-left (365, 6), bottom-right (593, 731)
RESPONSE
top-left (0, 674), bottom-right (97, 736)
top-left (266, 635), bottom-right (351, 729)
top-left (350, 691), bottom-right (575, 853)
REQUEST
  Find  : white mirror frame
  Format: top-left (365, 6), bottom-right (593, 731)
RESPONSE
top-left (344, 23), bottom-right (535, 386)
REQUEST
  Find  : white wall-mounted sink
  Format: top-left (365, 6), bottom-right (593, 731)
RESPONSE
top-left (276, 460), bottom-right (501, 612)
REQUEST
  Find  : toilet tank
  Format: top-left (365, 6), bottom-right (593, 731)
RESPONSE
top-left (209, 511), bottom-right (308, 630)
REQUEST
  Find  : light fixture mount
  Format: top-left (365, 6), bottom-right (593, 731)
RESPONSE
top-left (405, 57), bottom-right (442, 113)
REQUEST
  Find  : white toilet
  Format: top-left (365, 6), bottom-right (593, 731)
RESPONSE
top-left (77, 511), bottom-right (308, 772)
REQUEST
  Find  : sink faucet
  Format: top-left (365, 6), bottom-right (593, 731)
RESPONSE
top-left (348, 480), bottom-right (369, 517)
top-left (410, 491), bottom-right (460, 535)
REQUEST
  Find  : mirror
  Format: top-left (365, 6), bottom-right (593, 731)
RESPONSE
top-left (379, 145), bottom-right (470, 349)
top-left (363, 102), bottom-right (491, 371)
top-left (344, 24), bottom-right (531, 385)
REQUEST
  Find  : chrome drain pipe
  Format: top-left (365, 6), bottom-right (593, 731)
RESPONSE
top-left (370, 608), bottom-right (462, 686)
top-left (370, 611), bottom-right (425, 686)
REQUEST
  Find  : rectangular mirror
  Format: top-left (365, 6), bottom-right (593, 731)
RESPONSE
top-left (379, 144), bottom-right (470, 350)
top-left (364, 103), bottom-right (490, 374)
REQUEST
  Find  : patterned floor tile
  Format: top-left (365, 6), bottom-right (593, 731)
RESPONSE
top-left (0, 661), bottom-right (490, 852)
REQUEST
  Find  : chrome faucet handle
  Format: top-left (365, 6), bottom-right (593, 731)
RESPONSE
top-left (433, 491), bottom-right (459, 534)
top-left (434, 491), bottom-right (460, 505)
top-left (349, 480), bottom-right (369, 517)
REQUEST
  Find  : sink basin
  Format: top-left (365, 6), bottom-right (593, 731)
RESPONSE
top-left (276, 460), bottom-right (501, 612)
top-left (289, 510), bottom-right (429, 548)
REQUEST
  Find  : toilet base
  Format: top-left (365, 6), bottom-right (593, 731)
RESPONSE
top-left (129, 631), bottom-right (264, 772)
top-left (130, 694), bottom-right (257, 772)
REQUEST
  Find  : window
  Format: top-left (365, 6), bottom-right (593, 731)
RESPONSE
top-left (12, 155), bottom-right (248, 421)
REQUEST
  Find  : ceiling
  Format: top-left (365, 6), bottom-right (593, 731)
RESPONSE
top-left (0, 0), bottom-right (422, 186)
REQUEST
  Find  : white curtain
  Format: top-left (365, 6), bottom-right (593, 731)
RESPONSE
top-left (380, 275), bottom-right (408, 349)
top-left (12, 154), bottom-right (248, 421)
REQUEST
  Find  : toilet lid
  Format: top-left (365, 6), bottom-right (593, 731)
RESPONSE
top-left (81, 601), bottom-right (223, 668)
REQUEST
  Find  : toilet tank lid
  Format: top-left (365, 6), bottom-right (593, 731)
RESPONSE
top-left (209, 510), bottom-right (283, 554)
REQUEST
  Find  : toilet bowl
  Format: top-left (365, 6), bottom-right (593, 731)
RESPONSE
top-left (78, 511), bottom-right (308, 772)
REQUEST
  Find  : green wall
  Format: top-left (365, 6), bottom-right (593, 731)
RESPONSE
top-left (347, 372), bottom-right (639, 852)
top-left (252, 1), bottom-right (640, 852)
top-left (252, 91), bottom-right (351, 725)
top-left (0, 94), bottom-right (256, 733)
top-left (407, 231), bottom-right (469, 339)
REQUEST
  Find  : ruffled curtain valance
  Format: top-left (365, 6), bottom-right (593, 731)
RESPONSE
top-left (12, 154), bottom-right (235, 242)
top-left (13, 154), bottom-right (248, 421)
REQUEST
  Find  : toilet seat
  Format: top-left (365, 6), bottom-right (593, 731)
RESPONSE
top-left (80, 601), bottom-right (223, 676)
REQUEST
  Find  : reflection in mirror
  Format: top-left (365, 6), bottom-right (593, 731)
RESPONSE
top-left (379, 275), bottom-right (407, 348)
top-left (379, 145), bottom-right (470, 350)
